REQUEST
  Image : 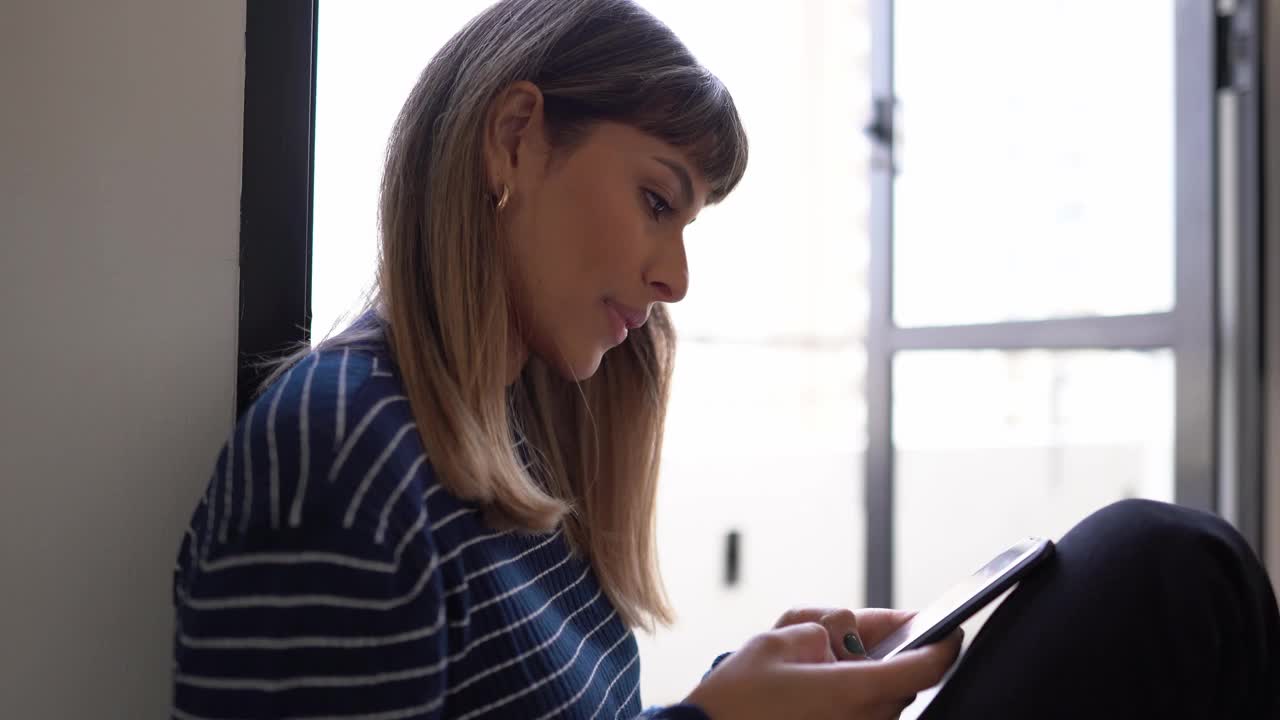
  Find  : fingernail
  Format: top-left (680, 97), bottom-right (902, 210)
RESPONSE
top-left (843, 632), bottom-right (865, 656)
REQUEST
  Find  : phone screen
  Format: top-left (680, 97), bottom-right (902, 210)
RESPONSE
top-left (867, 538), bottom-right (1051, 660)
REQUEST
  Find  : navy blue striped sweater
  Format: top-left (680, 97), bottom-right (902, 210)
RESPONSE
top-left (171, 322), bottom-right (712, 719)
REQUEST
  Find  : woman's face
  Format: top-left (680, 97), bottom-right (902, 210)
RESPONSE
top-left (487, 83), bottom-right (709, 381)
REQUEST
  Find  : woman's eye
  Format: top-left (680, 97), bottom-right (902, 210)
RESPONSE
top-left (643, 189), bottom-right (674, 220)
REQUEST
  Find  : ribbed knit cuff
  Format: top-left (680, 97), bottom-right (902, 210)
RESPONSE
top-left (702, 651), bottom-right (733, 681)
top-left (639, 703), bottom-right (713, 720)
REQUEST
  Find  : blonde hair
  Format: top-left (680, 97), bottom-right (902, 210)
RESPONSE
top-left (255, 0), bottom-right (747, 631)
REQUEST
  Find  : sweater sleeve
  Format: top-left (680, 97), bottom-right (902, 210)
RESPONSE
top-left (637, 705), bottom-right (712, 719)
top-left (171, 358), bottom-right (448, 719)
top-left (629, 651), bottom-right (732, 720)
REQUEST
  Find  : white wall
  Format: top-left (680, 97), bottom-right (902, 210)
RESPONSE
top-left (0, 1), bottom-right (245, 716)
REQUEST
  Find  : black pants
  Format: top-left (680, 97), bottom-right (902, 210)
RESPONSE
top-left (921, 499), bottom-right (1280, 719)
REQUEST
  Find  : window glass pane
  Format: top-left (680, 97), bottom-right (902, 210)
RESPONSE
top-left (619, 0), bottom-right (873, 704)
top-left (312, 1), bottom-right (494, 339)
top-left (892, 349), bottom-right (1174, 609)
top-left (892, 1), bottom-right (1175, 327)
top-left (312, 0), bottom-right (871, 706)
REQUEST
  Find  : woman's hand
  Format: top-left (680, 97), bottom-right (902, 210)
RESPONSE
top-left (683, 620), bottom-right (961, 720)
top-left (773, 606), bottom-right (920, 661)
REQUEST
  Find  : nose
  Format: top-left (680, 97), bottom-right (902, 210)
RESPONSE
top-left (646, 233), bottom-right (689, 304)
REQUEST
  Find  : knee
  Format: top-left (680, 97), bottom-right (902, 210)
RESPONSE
top-left (1071, 498), bottom-right (1257, 574)
top-left (1080, 497), bottom-right (1205, 536)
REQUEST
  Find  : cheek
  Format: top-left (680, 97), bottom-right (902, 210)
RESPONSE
top-left (514, 170), bottom-right (651, 358)
top-left (575, 200), bottom-right (627, 274)
top-left (577, 185), bottom-right (651, 275)
top-left (506, 192), bottom-right (602, 331)
top-left (541, 183), bottom-right (641, 296)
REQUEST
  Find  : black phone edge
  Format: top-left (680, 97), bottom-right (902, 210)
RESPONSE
top-left (902, 538), bottom-right (1057, 652)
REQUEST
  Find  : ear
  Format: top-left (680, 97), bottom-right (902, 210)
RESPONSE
top-left (482, 81), bottom-right (547, 195)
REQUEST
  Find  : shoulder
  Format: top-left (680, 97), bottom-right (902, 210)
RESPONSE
top-left (205, 343), bottom-right (431, 542)
top-left (244, 346), bottom-right (384, 437)
top-left (239, 344), bottom-right (412, 462)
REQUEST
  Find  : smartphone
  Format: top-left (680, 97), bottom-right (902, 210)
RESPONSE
top-left (867, 537), bottom-right (1055, 661)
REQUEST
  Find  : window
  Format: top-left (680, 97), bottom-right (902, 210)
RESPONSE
top-left (864, 0), bottom-right (1252, 610)
top-left (236, 0), bottom-right (1267, 710)
top-left (893, 1), bottom-right (1175, 328)
top-left (892, 349), bottom-right (1174, 606)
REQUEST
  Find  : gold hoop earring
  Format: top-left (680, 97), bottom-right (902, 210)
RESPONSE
top-left (495, 184), bottom-right (510, 212)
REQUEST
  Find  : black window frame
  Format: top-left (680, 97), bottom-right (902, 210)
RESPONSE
top-left (235, 0), bottom-right (318, 419)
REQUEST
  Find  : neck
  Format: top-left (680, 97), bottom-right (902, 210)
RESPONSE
top-left (506, 339), bottom-right (528, 386)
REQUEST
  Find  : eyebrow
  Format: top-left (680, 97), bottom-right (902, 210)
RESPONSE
top-left (653, 156), bottom-right (695, 209)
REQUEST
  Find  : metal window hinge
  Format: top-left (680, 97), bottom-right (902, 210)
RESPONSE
top-left (864, 96), bottom-right (899, 175)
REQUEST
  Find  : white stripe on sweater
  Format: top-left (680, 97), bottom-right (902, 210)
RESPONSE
top-left (174, 694), bottom-right (445, 720)
top-left (175, 653), bottom-right (446, 691)
top-left (175, 691), bottom-right (445, 717)
top-left (266, 365), bottom-right (301, 529)
top-left (376, 459), bottom-right (433, 543)
top-left (589, 651), bottom-right (640, 720)
top-left (335, 347), bottom-right (349, 447)
top-left (289, 353), bottom-right (322, 527)
top-left (465, 551), bottom-right (573, 613)
top-left (182, 528), bottom-right (507, 610)
top-left (329, 395), bottom-right (409, 482)
top-left (447, 565), bottom-right (591, 663)
top-left (389, 510), bottom-right (429, 567)
top-left (193, 549), bottom-right (391, 579)
top-left (178, 551), bottom-right (440, 611)
top-left (178, 604), bottom-right (445, 651)
top-left (614, 681), bottom-right (640, 720)
top-left (198, 509), bottom-right (425, 575)
top-left (534, 632), bottom-right (633, 720)
top-left (462, 530), bottom-right (561, 582)
top-left (429, 507), bottom-right (474, 532)
top-left (179, 546), bottom-right (583, 655)
top-left (182, 540), bottom-right (620, 676)
top-left (447, 588), bottom-right (604, 696)
top-left (453, 607), bottom-right (619, 719)
top-left (239, 399), bottom-right (257, 534)
top-left (344, 421), bottom-right (416, 528)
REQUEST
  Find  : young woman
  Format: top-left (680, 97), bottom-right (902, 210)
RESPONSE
top-left (172, 1), bottom-right (1280, 718)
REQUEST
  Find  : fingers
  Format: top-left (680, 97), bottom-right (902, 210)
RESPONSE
top-left (774, 607), bottom-right (869, 660)
top-left (779, 657), bottom-right (925, 715)
top-left (850, 608), bottom-right (918, 650)
top-left (772, 606), bottom-right (838, 629)
top-left (757, 622), bottom-right (838, 664)
top-left (767, 627), bottom-right (961, 713)
top-left (867, 699), bottom-right (914, 720)
top-left (776, 607), bottom-right (920, 657)
top-left (816, 608), bottom-right (866, 660)
top-left (866, 628), bottom-right (964, 697)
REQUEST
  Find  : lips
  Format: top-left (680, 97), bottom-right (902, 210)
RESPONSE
top-left (606, 300), bottom-right (648, 329)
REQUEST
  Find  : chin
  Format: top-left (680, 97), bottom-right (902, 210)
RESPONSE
top-left (536, 346), bottom-right (604, 382)
top-left (564, 352), bottom-right (604, 381)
